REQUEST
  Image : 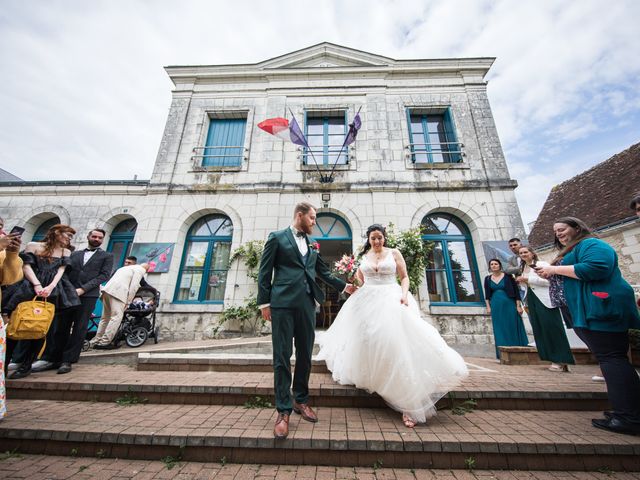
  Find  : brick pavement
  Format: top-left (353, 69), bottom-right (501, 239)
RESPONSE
top-left (0, 455), bottom-right (639, 479)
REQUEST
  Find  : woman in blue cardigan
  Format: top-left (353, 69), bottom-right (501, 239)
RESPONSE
top-left (537, 217), bottom-right (640, 436)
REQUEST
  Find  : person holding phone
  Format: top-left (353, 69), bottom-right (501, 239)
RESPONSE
top-left (536, 217), bottom-right (640, 436)
top-left (2, 224), bottom-right (80, 380)
top-left (0, 225), bottom-right (23, 418)
top-left (515, 245), bottom-right (574, 372)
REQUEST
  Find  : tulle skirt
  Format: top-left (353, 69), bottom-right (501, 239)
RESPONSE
top-left (317, 282), bottom-right (468, 422)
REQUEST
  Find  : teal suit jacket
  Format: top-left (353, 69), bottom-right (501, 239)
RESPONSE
top-left (257, 228), bottom-right (346, 308)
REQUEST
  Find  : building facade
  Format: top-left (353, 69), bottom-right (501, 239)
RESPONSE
top-left (0, 43), bottom-right (526, 352)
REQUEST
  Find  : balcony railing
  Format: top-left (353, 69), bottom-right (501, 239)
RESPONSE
top-left (406, 141), bottom-right (464, 163)
top-left (192, 146), bottom-right (247, 167)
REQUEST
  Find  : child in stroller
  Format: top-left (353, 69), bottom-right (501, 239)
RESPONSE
top-left (114, 286), bottom-right (160, 348)
top-left (84, 287), bottom-right (160, 350)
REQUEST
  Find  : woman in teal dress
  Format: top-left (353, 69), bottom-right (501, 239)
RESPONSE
top-left (515, 246), bottom-right (574, 371)
top-left (484, 259), bottom-right (528, 358)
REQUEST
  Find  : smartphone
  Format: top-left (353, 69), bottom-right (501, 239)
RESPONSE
top-left (9, 226), bottom-right (25, 236)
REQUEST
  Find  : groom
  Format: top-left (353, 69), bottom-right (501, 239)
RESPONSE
top-left (258, 202), bottom-right (356, 439)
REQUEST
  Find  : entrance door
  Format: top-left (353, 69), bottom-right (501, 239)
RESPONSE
top-left (311, 213), bottom-right (352, 328)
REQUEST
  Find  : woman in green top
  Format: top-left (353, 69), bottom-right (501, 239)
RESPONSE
top-left (537, 217), bottom-right (640, 436)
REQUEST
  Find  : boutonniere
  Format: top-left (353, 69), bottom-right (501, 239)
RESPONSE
top-left (309, 242), bottom-right (320, 252)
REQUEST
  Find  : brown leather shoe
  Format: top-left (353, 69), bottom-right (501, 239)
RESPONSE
top-left (273, 412), bottom-right (290, 439)
top-left (293, 401), bottom-right (318, 423)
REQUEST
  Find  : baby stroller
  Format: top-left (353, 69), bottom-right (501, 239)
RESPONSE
top-left (113, 286), bottom-right (160, 348)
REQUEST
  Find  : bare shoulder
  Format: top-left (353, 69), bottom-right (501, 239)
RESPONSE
top-left (62, 248), bottom-right (72, 257)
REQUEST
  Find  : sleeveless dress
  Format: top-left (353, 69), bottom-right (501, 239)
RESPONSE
top-left (316, 251), bottom-right (469, 422)
top-left (2, 252), bottom-right (80, 314)
top-left (488, 276), bottom-right (528, 358)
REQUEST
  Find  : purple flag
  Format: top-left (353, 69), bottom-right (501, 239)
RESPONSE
top-left (288, 115), bottom-right (309, 147)
top-left (342, 113), bottom-right (362, 147)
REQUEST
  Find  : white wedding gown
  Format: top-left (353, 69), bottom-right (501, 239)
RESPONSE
top-left (317, 251), bottom-right (469, 422)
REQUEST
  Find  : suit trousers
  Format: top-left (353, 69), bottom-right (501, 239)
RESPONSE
top-left (271, 292), bottom-right (316, 413)
top-left (574, 327), bottom-right (640, 424)
top-left (46, 296), bottom-right (98, 364)
top-left (92, 294), bottom-right (126, 346)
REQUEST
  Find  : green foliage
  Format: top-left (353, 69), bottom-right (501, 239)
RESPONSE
top-left (115, 387), bottom-right (148, 406)
top-left (96, 449), bottom-right (106, 459)
top-left (243, 395), bottom-right (273, 409)
top-left (465, 456), bottom-right (476, 471)
top-left (448, 393), bottom-right (477, 415)
top-left (219, 456), bottom-right (227, 467)
top-left (229, 240), bottom-right (265, 281)
top-left (384, 223), bottom-right (432, 294)
top-left (70, 448), bottom-right (78, 457)
top-left (0, 449), bottom-right (21, 461)
top-left (78, 466), bottom-right (88, 472)
top-left (219, 297), bottom-right (265, 334)
top-left (372, 459), bottom-right (384, 470)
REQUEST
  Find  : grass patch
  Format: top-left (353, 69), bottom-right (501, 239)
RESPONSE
top-left (243, 396), bottom-right (272, 409)
top-left (0, 449), bottom-right (21, 461)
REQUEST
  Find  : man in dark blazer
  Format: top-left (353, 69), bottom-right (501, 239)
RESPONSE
top-left (257, 202), bottom-right (356, 439)
top-left (34, 228), bottom-right (114, 374)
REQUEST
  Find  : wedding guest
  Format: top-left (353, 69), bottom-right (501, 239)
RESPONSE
top-left (537, 217), bottom-right (640, 436)
top-left (0, 230), bottom-right (23, 418)
top-left (516, 245), bottom-right (574, 372)
top-left (504, 238), bottom-right (523, 276)
top-left (484, 259), bottom-right (528, 358)
top-left (2, 224), bottom-right (80, 379)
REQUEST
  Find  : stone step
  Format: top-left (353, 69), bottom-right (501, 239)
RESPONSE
top-left (7, 364), bottom-right (610, 411)
top-left (1, 400), bottom-right (638, 471)
top-left (1, 454), bottom-right (635, 479)
top-left (500, 347), bottom-right (597, 365)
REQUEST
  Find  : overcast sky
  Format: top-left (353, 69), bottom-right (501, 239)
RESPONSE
top-left (1, 0), bottom-right (639, 228)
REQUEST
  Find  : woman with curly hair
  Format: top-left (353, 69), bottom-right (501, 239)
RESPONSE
top-left (2, 224), bottom-right (80, 379)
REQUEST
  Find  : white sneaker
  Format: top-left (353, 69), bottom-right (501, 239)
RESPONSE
top-left (592, 375), bottom-right (605, 382)
top-left (31, 360), bottom-right (49, 370)
top-left (7, 363), bottom-right (19, 372)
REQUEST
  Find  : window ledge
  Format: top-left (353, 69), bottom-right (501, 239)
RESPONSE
top-left (299, 164), bottom-right (352, 172)
top-left (408, 162), bottom-right (469, 170)
top-left (190, 166), bottom-right (243, 173)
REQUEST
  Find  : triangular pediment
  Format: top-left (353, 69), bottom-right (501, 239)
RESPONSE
top-left (257, 42), bottom-right (395, 69)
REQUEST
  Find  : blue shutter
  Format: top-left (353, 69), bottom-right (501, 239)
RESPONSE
top-left (443, 108), bottom-right (461, 163)
top-left (204, 118), bottom-right (246, 166)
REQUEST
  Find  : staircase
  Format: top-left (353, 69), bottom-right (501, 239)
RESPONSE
top-left (1, 343), bottom-right (639, 476)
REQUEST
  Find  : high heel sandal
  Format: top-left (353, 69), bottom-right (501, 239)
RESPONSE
top-left (402, 413), bottom-right (416, 428)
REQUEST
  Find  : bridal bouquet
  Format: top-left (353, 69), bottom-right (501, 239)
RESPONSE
top-left (334, 254), bottom-right (360, 285)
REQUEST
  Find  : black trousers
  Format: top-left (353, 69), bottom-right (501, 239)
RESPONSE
top-left (5, 337), bottom-right (45, 373)
top-left (574, 327), bottom-right (640, 424)
top-left (45, 296), bottom-right (98, 364)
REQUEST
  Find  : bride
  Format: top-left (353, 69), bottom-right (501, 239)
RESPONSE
top-left (317, 224), bottom-right (469, 427)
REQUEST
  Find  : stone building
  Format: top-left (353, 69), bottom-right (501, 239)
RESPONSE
top-left (529, 142), bottom-right (640, 285)
top-left (0, 43), bottom-right (525, 352)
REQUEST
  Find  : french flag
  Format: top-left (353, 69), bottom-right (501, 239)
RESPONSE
top-left (257, 116), bottom-right (308, 147)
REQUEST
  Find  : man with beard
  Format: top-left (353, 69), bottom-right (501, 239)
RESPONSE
top-left (257, 202), bottom-right (356, 439)
top-left (32, 228), bottom-right (113, 374)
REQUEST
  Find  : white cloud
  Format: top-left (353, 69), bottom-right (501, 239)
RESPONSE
top-left (0, 0), bottom-right (638, 226)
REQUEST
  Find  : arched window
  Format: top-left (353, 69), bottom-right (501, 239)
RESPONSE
top-left (32, 217), bottom-right (61, 242)
top-left (312, 213), bottom-right (351, 240)
top-left (422, 213), bottom-right (483, 305)
top-left (107, 218), bottom-right (138, 269)
top-left (174, 214), bottom-right (233, 303)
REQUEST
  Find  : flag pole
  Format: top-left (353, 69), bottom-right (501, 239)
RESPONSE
top-left (288, 108), bottom-right (326, 182)
top-left (325, 106), bottom-right (362, 183)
